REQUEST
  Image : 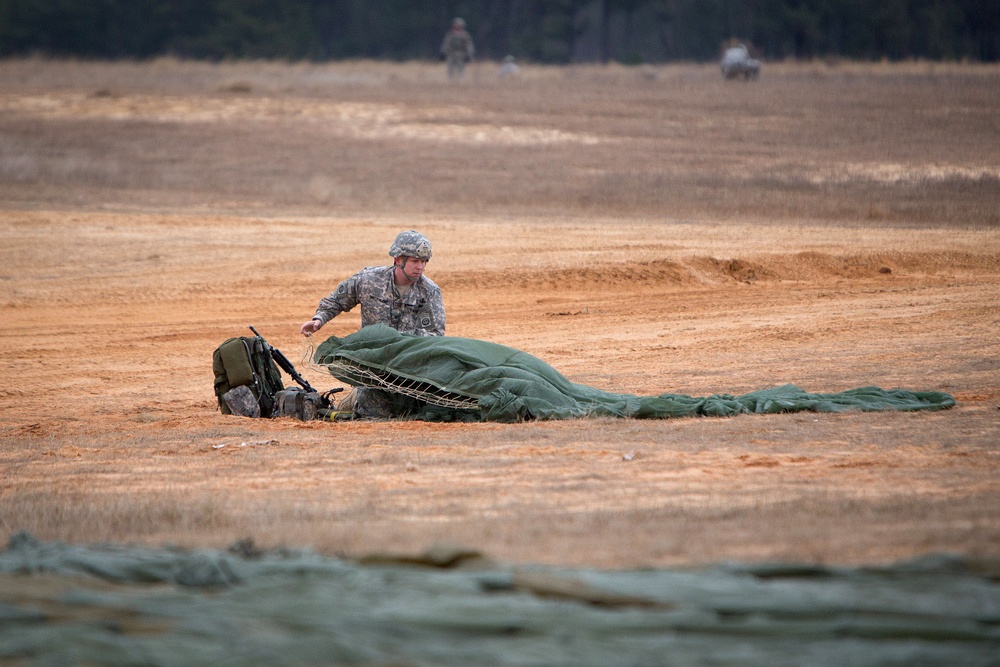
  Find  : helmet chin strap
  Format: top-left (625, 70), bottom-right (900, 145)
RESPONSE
top-left (396, 257), bottom-right (417, 285)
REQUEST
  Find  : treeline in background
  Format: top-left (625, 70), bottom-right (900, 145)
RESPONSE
top-left (1, 0), bottom-right (997, 63)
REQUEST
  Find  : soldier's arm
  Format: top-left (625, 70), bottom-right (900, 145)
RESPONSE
top-left (314, 273), bottom-right (363, 326)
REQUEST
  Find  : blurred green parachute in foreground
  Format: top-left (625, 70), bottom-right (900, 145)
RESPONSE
top-left (312, 324), bottom-right (955, 422)
top-left (2, 532), bottom-right (999, 666)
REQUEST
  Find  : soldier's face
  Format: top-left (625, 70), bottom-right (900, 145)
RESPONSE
top-left (396, 256), bottom-right (426, 283)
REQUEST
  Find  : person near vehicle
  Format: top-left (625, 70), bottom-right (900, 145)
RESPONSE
top-left (300, 230), bottom-right (444, 418)
top-left (440, 17), bottom-right (475, 80)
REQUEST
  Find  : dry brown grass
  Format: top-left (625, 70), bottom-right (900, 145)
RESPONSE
top-left (0, 59), bottom-right (998, 568)
top-left (1, 58), bottom-right (998, 224)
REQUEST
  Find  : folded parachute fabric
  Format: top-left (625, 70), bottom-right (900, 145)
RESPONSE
top-left (312, 323), bottom-right (955, 422)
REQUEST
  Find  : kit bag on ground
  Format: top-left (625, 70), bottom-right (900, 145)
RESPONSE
top-left (274, 387), bottom-right (347, 421)
top-left (213, 335), bottom-right (284, 418)
top-left (274, 387), bottom-right (326, 421)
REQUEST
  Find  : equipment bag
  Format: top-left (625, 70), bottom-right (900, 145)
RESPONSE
top-left (213, 336), bottom-right (284, 418)
top-left (274, 387), bottom-right (325, 421)
top-left (274, 387), bottom-right (346, 421)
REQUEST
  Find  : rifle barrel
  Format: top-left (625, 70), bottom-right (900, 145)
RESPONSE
top-left (249, 325), bottom-right (315, 393)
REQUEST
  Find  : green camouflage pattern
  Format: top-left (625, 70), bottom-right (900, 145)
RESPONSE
top-left (221, 385), bottom-right (260, 417)
top-left (312, 265), bottom-right (445, 337)
top-left (388, 230), bottom-right (432, 259)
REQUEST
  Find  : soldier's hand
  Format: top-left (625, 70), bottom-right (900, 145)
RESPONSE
top-left (300, 319), bottom-right (322, 336)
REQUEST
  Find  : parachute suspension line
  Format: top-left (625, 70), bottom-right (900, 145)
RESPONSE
top-left (300, 337), bottom-right (318, 368)
top-left (311, 355), bottom-right (479, 411)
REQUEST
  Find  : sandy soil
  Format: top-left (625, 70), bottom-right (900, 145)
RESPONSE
top-left (0, 60), bottom-right (998, 568)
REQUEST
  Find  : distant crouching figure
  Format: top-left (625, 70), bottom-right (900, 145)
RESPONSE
top-left (720, 44), bottom-right (761, 80)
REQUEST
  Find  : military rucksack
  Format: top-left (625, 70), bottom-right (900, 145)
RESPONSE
top-left (213, 335), bottom-right (284, 417)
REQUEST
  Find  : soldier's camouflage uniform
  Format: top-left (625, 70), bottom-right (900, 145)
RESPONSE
top-left (440, 25), bottom-right (474, 79)
top-left (312, 265), bottom-right (445, 337)
top-left (312, 265), bottom-right (445, 419)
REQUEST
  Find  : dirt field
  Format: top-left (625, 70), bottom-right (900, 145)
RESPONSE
top-left (1, 59), bottom-right (998, 569)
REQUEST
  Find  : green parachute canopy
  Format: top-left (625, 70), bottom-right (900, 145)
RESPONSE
top-left (313, 324), bottom-right (955, 422)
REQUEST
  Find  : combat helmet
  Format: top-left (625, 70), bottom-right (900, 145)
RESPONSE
top-left (389, 230), bottom-right (433, 260)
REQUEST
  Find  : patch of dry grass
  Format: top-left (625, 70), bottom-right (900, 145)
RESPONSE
top-left (0, 58), bottom-right (998, 224)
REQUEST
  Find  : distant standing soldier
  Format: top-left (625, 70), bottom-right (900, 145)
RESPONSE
top-left (300, 231), bottom-right (445, 418)
top-left (440, 17), bottom-right (475, 80)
